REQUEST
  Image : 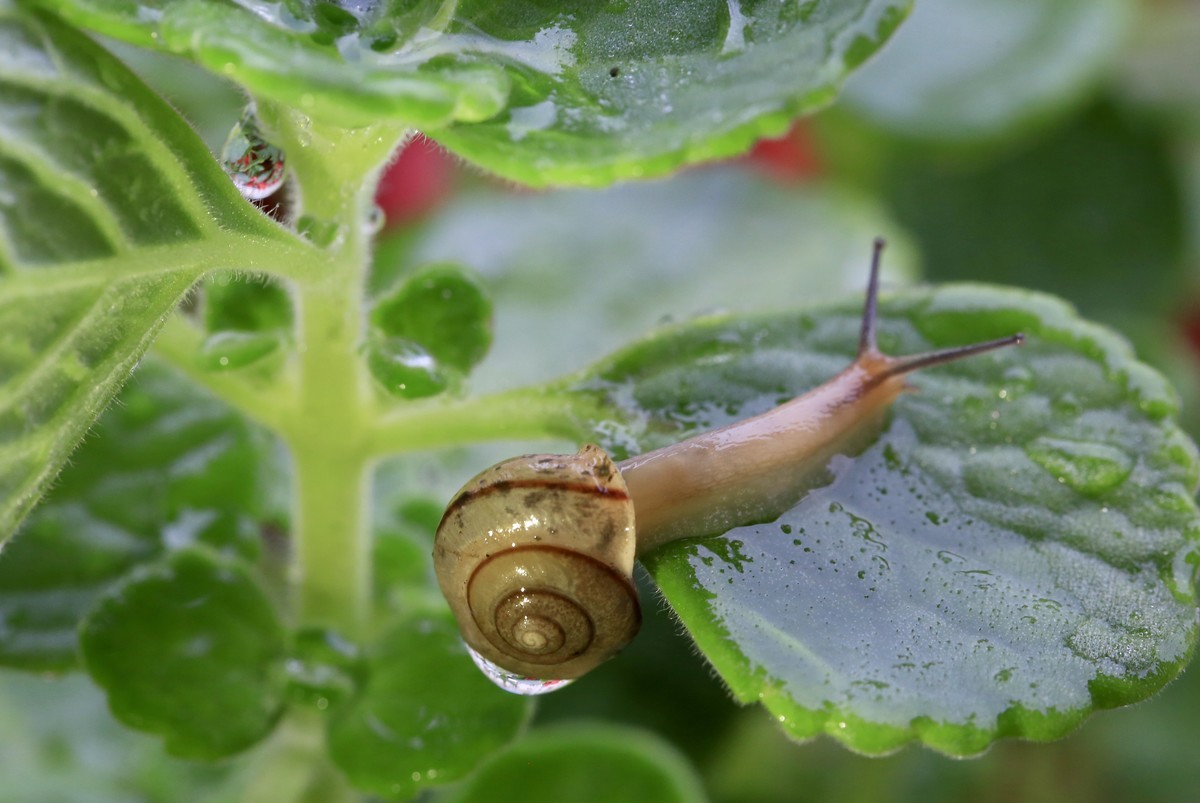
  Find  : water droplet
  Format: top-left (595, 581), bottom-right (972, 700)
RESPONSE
top-left (465, 644), bottom-right (573, 696)
top-left (221, 106), bottom-right (286, 200)
top-left (506, 99), bottom-right (558, 141)
top-left (1026, 436), bottom-right (1133, 496)
top-left (365, 203), bottom-right (386, 235)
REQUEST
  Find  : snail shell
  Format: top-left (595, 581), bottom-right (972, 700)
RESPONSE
top-left (433, 445), bottom-right (641, 680)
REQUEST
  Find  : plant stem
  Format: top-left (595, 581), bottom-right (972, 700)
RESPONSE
top-left (366, 386), bottom-right (601, 457)
top-left (239, 709), bottom-right (359, 803)
top-left (257, 103), bottom-right (406, 636)
top-left (289, 272), bottom-right (373, 633)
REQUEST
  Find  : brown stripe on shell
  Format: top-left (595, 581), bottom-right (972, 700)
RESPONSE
top-left (441, 477), bottom-right (630, 524)
top-left (468, 543), bottom-right (637, 592)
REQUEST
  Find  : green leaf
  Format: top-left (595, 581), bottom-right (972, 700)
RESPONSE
top-left (442, 724), bottom-right (706, 803)
top-left (29, 0), bottom-right (512, 130)
top-left (38, 0), bottom-right (910, 185)
top-left (326, 610), bottom-right (530, 800)
top-left (197, 330), bottom-right (284, 371)
top-left (79, 547), bottom-right (288, 759)
top-left (434, 0), bottom-right (911, 185)
top-left (0, 361), bottom-right (274, 671)
top-left (0, 2), bottom-right (303, 543)
top-left (196, 273), bottom-right (294, 371)
top-left (372, 263), bottom-right (493, 374)
top-left (204, 274), bottom-right (294, 334)
top-left (368, 262), bottom-right (492, 398)
top-left (367, 336), bottom-right (449, 398)
top-left (284, 627), bottom-right (365, 710)
top-left (569, 285), bottom-right (1200, 755)
top-left (374, 498), bottom-right (442, 611)
top-left (842, 0), bottom-right (1132, 141)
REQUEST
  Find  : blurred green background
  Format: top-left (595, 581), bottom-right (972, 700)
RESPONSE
top-left (4, 0), bottom-right (1200, 800)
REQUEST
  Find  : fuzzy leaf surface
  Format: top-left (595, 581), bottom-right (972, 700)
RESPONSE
top-left (326, 611), bottom-right (530, 800)
top-left (0, 362), bottom-right (276, 671)
top-left (0, 2), bottom-right (300, 543)
top-left (34, 0), bottom-right (911, 184)
top-left (442, 724), bottom-right (706, 803)
top-left (79, 547), bottom-right (288, 759)
top-left (562, 286), bottom-right (1200, 755)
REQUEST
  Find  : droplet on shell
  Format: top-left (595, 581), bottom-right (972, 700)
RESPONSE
top-left (221, 106), bottom-right (286, 200)
top-left (465, 644), bottom-right (573, 696)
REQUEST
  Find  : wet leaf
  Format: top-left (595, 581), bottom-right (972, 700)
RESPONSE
top-left (36, 0), bottom-right (911, 184)
top-left (372, 263), bottom-right (493, 375)
top-left (326, 610), bottom-right (530, 800)
top-left (366, 336), bottom-right (449, 399)
top-left (197, 330), bottom-right (283, 371)
top-left (566, 285), bottom-right (1200, 755)
top-left (79, 547), bottom-right (288, 759)
top-left (284, 627), bottom-right (365, 710)
top-left (0, 2), bottom-right (303, 543)
top-left (435, 0), bottom-right (912, 185)
top-left (0, 362), bottom-right (275, 671)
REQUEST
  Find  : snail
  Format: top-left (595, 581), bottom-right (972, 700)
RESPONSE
top-left (434, 239), bottom-right (1023, 692)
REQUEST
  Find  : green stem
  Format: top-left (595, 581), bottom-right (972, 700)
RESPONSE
top-left (239, 709), bottom-right (358, 803)
top-left (365, 387), bottom-right (601, 457)
top-left (289, 274), bottom-right (373, 633)
top-left (257, 103), bottom-right (406, 635)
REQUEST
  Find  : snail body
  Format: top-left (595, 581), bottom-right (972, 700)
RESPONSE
top-left (434, 240), bottom-right (1024, 690)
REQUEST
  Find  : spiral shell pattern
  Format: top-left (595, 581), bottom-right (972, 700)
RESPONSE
top-left (434, 445), bottom-right (641, 679)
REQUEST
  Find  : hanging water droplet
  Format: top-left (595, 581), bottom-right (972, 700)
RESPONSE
top-left (221, 106), bottom-right (286, 200)
top-left (465, 644), bottom-right (573, 696)
top-left (365, 203), bottom-right (386, 235)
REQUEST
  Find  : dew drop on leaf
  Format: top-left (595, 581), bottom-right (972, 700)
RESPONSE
top-left (221, 106), bottom-right (286, 201)
top-left (1026, 435), bottom-right (1134, 496)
